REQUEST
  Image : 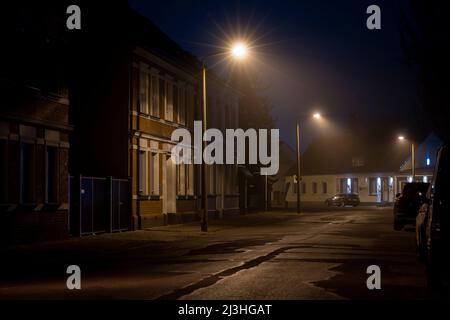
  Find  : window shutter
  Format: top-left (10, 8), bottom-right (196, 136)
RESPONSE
top-left (152, 153), bottom-right (160, 195)
top-left (151, 75), bottom-right (159, 117)
top-left (188, 163), bottom-right (194, 195)
top-left (179, 87), bottom-right (186, 125)
top-left (139, 151), bottom-right (147, 195)
top-left (166, 82), bottom-right (173, 121)
top-left (180, 164), bottom-right (186, 195)
top-left (139, 70), bottom-right (149, 114)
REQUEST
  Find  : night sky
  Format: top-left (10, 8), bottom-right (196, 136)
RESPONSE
top-left (129, 0), bottom-right (424, 150)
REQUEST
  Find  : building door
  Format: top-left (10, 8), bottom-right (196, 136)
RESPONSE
top-left (163, 155), bottom-right (176, 214)
top-left (381, 178), bottom-right (389, 202)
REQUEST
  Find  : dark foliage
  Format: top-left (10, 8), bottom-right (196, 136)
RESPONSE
top-left (401, 1), bottom-right (450, 143)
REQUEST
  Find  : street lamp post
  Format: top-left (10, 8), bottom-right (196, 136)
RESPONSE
top-left (398, 136), bottom-right (415, 182)
top-left (295, 112), bottom-right (321, 214)
top-left (201, 62), bottom-right (208, 232)
top-left (411, 142), bottom-right (415, 182)
top-left (200, 42), bottom-right (249, 232)
top-left (296, 122), bottom-right (301, 214)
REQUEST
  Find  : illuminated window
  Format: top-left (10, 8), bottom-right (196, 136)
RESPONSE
top-left (165, 82), bottom-right (174, 121)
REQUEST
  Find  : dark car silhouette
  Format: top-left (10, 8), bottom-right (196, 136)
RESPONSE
top-left (393, 182), bottom-right (429, 231)
top-left (415, 145), bottom-right (450, 288)
top-left (325, 193), bottom-right (360, 207)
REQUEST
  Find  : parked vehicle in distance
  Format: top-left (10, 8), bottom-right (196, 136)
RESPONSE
top-left (416, 145), bottom-right (449, 288)
top-left (393, 182), bottom-right (429, 231)
top-left (325, 193), bottom-right (360, 207)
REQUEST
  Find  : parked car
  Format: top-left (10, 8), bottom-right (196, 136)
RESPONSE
top-left (325, 193), bottom-right (360, 207)
top-left (393, 182), bottom-right (429, 231)
top-left (415, 145), bottom-right (449, 288)
top-left (415, 186), bottom-right (431, 260)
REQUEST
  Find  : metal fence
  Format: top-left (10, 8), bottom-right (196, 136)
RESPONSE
top-left (69, 176), bottom-right (130, 236)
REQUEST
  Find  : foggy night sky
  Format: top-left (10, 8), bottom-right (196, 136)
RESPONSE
top-left (129, 0), bottom-right (424, 150)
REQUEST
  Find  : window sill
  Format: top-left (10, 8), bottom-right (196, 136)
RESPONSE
top-left (176, 195), bottom-right (196, 200)
top-left (224, 194), bottom-right (240, 197)
top-left (139, 195), bottom-right (161, 200)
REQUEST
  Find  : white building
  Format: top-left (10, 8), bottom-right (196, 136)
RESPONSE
top-left (284, 132), bottom-right (441, 207)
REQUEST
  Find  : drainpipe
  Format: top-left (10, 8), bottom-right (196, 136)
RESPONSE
top-left (128, 48), bottom-right (135, 230)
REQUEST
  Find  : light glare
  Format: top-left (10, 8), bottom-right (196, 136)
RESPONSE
top-left (231, 42), bottom-right (248, 59)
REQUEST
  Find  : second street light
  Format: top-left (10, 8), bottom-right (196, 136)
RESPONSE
top-left (398, 135), bottom-right (415, 182)
top-left (200, 42), bottom-right (250, 232)
top-left (295, 112), bottom-right (322, 214)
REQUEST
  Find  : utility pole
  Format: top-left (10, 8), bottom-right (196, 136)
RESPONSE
top-left (411, 143), bottom-right (415, 182)
top-left (296, 122), bottom-right (301, 214)
top-left (201, 62), bottom-right (208, 232)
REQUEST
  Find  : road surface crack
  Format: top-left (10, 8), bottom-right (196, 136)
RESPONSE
top-left (156, 245), bottom-right (301, 300)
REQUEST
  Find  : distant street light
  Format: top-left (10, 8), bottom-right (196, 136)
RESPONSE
top-left (398, 135), bottom-right (415, 182)
top-left (200, 41), bottom-right (250, 232)
top-left (295, 112), bottom-right (322, 214)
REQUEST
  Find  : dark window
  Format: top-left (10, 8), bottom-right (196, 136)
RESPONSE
top-left (20, 143), bottom-right (35, 203)
top-left (338, 178), bottom-right (347, 193)
top-left (322, 182), bottom-right (327, 194)
top-left (312, 182), bottom-right (317, 194)
top-left (351, 178), bottom-right (359, 194)
top-left (46, 146), bottom-right (58, 203)
top-left (274, 191), bottom-right (280, 204)
top-left (369, 178), bottom-right (378, 195)
top-left (0, 140), bottom-right (7, 203)
top-left (285, 182), bottom-right (291, 194)
top-left (302, 182), bottom-right (306, 194)
top-left (352, 156), bottom-right (364, 167)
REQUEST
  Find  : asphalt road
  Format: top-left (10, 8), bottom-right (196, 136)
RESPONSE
top-left (0, 207), bottom-right (436, 299)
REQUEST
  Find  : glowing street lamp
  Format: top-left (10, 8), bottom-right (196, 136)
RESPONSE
top-left (398, 135), bottom-right (415, 182)
top-left (313, 113), bottom-right (322, 119)
top-left (231, 42), bottom-right (248, 60)
top-left (200, 41), bottom-right (250, 232)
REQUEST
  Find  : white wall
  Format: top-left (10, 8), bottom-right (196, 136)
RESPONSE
top-left (284, 173), bottom-right (397, 205)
